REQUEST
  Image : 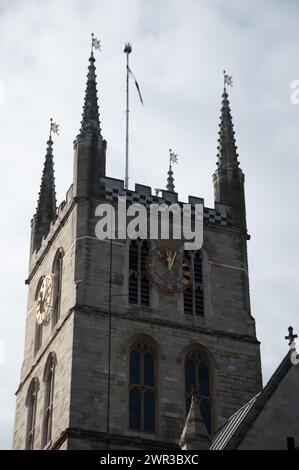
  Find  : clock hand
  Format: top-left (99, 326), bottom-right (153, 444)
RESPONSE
top-left (169, 251), bottom-right (177, 272)
top-left (165, 250), bottom-right (172, 272)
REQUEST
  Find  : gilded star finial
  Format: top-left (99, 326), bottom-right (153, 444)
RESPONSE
top-left (49, 118), bottom-right (60, 139)
top-left (169, 148), bottom-right (178, 167)
top-left (223, 70), bottom-right (233, 88)
top-left (91, 32), bottom-right (101, 55)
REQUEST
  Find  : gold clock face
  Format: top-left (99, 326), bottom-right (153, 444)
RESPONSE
top-left (36, 275), bottom-right (53, 325)
top-left (146, 248), bottom-right (192, 293)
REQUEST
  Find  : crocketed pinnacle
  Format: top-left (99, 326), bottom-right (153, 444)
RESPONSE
top-left (179, 388), bottom-right (210, 450)
top-left (80, 53), bottom-right (101, 135)
top-left (216, 87), bottom-right (239, 169)
top-left (36, 138), bottom-right (57, 221)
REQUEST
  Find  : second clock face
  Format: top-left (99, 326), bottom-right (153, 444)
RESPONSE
top-left (36, 275), bottom-right (53, 325)
top-left (146, 248), bottom-right (192, 293)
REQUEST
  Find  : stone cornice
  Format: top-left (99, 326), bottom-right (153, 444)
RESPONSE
top-left (51, 427), bottom-right (179, 450)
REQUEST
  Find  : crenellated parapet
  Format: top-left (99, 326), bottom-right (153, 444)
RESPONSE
top-left (100, 177), bottom-right (232, 227)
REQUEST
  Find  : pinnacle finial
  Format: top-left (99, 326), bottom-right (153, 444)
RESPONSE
top-left (216, 75), bottom-right (239, 170)
top-left (223, 69), bottom-right (233, 90)
top-left (80, 39), bottom-right (102, 135)
top-left (49, 117), bottom-right (59, 140)
top-left (124, 42), bottom-right (132, 54)
top-left (166, 149), bottom-right (178, 192)
top-left (179, 384), bottom-right (210, 450)
top-left (285, 326), bottom-right (298, 346)
top-left (36, 124), bottom-right (57, 222)
top-left (91, 32), bottom-right (101, 57)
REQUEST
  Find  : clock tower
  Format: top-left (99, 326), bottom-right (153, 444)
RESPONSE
top-left (13, 50), bottom-right (262, 450)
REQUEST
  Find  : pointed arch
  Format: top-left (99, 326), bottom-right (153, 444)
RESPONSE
top-left (25, 377), bottom-right (39, 450)
top-left (41, 352), bottom-right (57, 448)
top-left (128, 335), bottom-right (158, 433)
top-left (52, 248), bottom-right (64, 326)
top-left (182, 344), bottom-right (215, 435)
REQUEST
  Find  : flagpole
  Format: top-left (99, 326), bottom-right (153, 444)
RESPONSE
top-left (124, 42), bottom-right (132, 190)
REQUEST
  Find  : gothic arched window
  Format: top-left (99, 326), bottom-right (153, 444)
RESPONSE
top-left (41, 353), bottom-right (56, 448)
top-left (128, 240), bottom-right (150, 306)
top-left (25, 378), bottom-right (39, 450)
top-left (129, 340), bottom-right (156, 432)
top-left (184, 350), bottom-right (211, 434)
top-left (52, 249), bottom-right (64, 326)
top-left (184, 250), bottom-right (204, 316)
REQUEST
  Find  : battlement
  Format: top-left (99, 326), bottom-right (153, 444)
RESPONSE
top-left (100, 177), bottom-right (232, 227)
top-left (29, 173), bottom-right (233, 276)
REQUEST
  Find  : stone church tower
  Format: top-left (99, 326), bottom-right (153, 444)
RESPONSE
top-left (13, 50), bottom-right (262, 450)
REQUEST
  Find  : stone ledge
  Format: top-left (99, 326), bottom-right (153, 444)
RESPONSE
top-left (51, 426), bottom-right (180, 450)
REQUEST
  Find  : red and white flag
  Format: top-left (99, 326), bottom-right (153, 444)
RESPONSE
top-left (127, 65), bottom-right (144, 105)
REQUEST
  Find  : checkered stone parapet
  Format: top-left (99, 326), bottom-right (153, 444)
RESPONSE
top-left (100, 177), bottom-right (232, 227)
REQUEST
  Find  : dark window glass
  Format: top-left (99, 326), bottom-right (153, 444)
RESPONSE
top-left (129, 388), bottom-right (141, 429)
top-left (144, 391), bottom-right (155, 432)
top-left (185, 359), bottom-right (196, 393)
top-left (200, 398), bottom-right (211, 434)
top-left (199, 362), bottom-right (209, 396)
top-left (130, 350), bottom-right (140, 385)
top-left (129, 342), bottom-right (156, 432)
top-left (144, 353), bottom-right (155, 387)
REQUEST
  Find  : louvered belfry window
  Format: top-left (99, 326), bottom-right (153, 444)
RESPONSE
top-left (129, 239), bottom-right (150, 306)
top-left (184, 250), bottom-right (204, 316)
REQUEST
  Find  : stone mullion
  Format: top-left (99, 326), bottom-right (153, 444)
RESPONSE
top-left (192, 255), bottom-right (196, 317)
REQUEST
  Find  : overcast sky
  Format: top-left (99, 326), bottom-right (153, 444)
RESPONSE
top-left (1, 0), bottom-right (299, 450)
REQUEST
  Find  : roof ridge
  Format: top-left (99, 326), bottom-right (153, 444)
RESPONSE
top-left (210, 392), bottom-right (260, 440)
top-left (211, 350), bottom-right (293, 450)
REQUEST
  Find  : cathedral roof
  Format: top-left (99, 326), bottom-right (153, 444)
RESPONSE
top-left (210, 349), bottom-right (294, 450)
